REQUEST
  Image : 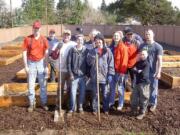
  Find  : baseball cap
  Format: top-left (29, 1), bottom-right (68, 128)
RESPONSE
top-left (33, 20), bottom-right (41, 29)
top-left (63, 29), bottom-right (71, 35)
top-left (124, 27), bottom-right (133, 34)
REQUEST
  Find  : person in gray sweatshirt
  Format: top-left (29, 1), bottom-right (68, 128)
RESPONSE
top-left (87, 33), bottom-right (115, 115)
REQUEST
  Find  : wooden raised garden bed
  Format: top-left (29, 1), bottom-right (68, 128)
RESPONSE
top-left (0, 83), bottom-right (131, 107)
top-left (161, 67), bottom-right (180, 88)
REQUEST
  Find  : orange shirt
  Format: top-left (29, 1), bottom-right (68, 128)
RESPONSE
top-left (22, 35), bottom-right (48, 61)
top-left (114, 41), bottom-right (128, 74)
top-left (125, 42), bottom-right (138, 68)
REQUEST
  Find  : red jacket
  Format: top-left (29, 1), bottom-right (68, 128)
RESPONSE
top-left (114, 41), bottom-right (128, 74)
top-left (125, 41), bottom-right (138, 68)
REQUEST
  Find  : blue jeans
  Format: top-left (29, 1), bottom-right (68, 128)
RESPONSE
top-left (70, 76), bottom-right (86, 111)
top-left (149, 75), bottom-right (158, 106)
top-left (28, 59), bottom-right (47, 106)
top-left (92, 83), bottom-right (109, 112)
top-left (109, 73), bottom-right (125, 107)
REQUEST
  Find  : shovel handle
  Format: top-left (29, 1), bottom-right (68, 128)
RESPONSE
top-left (96, 54), bottom-right (101, 122)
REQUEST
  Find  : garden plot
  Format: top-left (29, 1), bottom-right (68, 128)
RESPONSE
top-left (161, 67), bottom-right (180, 88)
top-left (0, 51), bottom-right (22, 66)
top-left (162, 50), bottom-right (180, 67)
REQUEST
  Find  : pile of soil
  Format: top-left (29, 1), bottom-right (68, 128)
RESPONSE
top-left (162, 67), bottom-right (180, 77)
top-left (0, 58), bottom-right (179, 135)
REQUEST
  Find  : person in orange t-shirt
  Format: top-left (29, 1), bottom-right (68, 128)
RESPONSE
top-left (123, 27), bottom-right (138, 89)
top-left (22, 20), bottom-right (49, 112)
top-left (109, 31), bottom-right (128, 111)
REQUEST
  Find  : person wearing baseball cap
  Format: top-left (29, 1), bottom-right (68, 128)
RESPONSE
top-left (22, 20), bottom-right (49, 112)
top-left (47, 29), bottom-right (60, 82)
top-left (54, 29), bottom-right (76, 120)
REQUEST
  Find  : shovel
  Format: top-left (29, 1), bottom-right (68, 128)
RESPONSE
top-left (54, 55), bottom-right (65, 122)
top-left (96, 53), bottom-right (101, 122)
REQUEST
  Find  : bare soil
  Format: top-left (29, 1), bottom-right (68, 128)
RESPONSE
top-left (0, 58), bottom-right (179, 135)
top-left (162, 67), bottom-right (180, 77)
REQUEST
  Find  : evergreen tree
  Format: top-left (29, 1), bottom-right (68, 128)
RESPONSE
top-left (100, 0), bottom-right (107, 11)
top-left (22, 0), bottom-right (55, 24)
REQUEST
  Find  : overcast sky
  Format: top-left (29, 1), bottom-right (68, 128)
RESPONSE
top-left (4, 0), bottom-right (180, 10)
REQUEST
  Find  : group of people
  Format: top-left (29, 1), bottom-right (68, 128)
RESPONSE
top-left (22, 20), bottom-right (163, 121)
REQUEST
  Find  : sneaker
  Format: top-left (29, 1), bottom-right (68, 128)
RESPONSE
top-left (42, 105), bottom-right (49, 111)
top-left (92, 111), bottom-right (97, 116)
top-left (117, 106), bottom-right (123, 111)
top-left (27, 105), bottom-right (34, 112)
top-left (136, 113), bottom-right (145, 120)
top-left (54, 110), bottom-right (59, 122)
top-left (67, 111), bottom-right (73, 117)
top-left (150, 105), bottom-right (156, 112)
top-left (104, 112), bottom-right (109, 116)
top-left (79, 108), bottom-right (84, 114)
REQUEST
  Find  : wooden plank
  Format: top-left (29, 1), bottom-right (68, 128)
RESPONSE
top-left (4, 83), bottom-right (58, 94)
top-left (0, 50), bottom-right (21, 56)
top-left (0, 54), bottom-right (22, 66)
top-left (163, 55), bottom-right (180, 62)
top-left (162, 62), bottom-right (180, 67)
top-left (160, 72), bottom-right (180, 88)
top-left (0, 92), bottom-right (131, 107)
top-left (0, 95), bottom-right (56, 107)
top-left (1, 45), bottom-right (22, 50)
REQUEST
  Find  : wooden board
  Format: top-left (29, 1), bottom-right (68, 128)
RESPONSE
top-left (162, 62), bottom-right (180, 68)
top-left (1, 45), bottom-right (22, 50)
top-left (0, 54), bottom-right (22, 66)
top-left (161, 72), bottom-right (180, 88)
top-left (163, 55), bottom-right (180, 62)
top-left (4, 83), bottom-right (58, 94)
top-left (0, 50), bottom-right (21, 56)
top-left (0, 83), bottom-right (131, 107)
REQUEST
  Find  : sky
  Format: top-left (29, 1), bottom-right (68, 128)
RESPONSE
top-left (4, 0), bottom-right (180, 10)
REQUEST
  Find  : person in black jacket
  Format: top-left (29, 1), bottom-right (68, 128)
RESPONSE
top-left (67, 34), bottom-right (88, 115)
top-left (131, 49), bottom-right (150, 120)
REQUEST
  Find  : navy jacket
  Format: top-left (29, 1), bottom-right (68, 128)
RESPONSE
top-left (133, 59), bottom-right (150, 84)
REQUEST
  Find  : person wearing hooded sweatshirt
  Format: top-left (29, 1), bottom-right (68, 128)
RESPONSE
top-left (109, 31), bottom-right (129, 111)
top-left (87, 33), bottom-right (115, 115)
top-left (67, 34), bottom-right (88, 115)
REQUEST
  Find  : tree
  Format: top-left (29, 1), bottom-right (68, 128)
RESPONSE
top-left (107, 0), bottom-right (180, 25)
top-left (22, 0), bottom-right (55, 24)
top-left (100, 0), bottom-right (107, 11)
top-left (56, 0), bottom-right (84, 24)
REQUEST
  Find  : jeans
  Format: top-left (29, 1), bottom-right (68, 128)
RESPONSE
top-left (69, 76), bottom-right (86, 112)
top-left (49, 60), bottom-right (56, 82)
top-left (92, 83), bottom-right (109, 112)
top-left (28, 59), bottom-right (47, 106)
top-left (126, 68), bottom-right (136, 88)
top-left (131, 83), bottom-right (150, 113)
top-left (149, 75), bottom-right (158, 107)
top-left (56, 72), bottom-right (71, 110)
top-left (109, 73), bottom-right (126, 107)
